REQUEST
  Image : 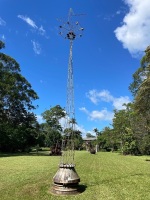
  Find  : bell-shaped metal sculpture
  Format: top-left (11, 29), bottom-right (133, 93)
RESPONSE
top-left (52, 164), bottom-right (80, 195)
top-left (52, 126), bottom-right (81, 195)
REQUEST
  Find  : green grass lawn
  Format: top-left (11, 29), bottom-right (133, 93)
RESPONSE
top-left (0, 151), bottom-right (150, 200)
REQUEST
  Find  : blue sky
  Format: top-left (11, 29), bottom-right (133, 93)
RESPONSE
top-left (1, 0), bottom-right (150, 136)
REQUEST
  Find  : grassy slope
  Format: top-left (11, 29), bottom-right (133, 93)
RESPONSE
top-left (0, 151), bottom-right (150, 200)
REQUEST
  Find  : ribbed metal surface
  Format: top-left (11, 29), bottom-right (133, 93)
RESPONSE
top-left (52, 165), bottom-right (80, 195)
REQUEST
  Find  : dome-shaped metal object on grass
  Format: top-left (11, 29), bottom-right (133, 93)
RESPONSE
top-left (52, 164), bottom-right (80, 195)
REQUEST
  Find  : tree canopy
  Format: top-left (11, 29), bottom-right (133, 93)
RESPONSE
top-left (95, 47), bottom-right (150, 155)
top-left (41, 105), bottom-right (83, 151)
top-left (0, 41), bottom-right (39, 152)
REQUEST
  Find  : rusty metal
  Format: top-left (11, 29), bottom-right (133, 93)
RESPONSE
top-left (52, 164), bottom-right (80, 195)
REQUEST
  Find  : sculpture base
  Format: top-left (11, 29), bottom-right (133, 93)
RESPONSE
top-left (51, 164), bottom-right (80, 195)
top-left (51, 183), bottom-right (80, 195)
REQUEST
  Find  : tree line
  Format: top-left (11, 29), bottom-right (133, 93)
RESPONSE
top-left (95, 46), bottom-right (150, 155)
top-left (0, 40), bottom-right (83, 153)
top-left (0, 40), bottom-right (149, 155)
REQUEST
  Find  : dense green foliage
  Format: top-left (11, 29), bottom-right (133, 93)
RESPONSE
top-left (63, 128), bottom-right (83, 150)
top-left (42, 105), bottom-right (66, 131)
top-left (0, 41), bottom-right (39, 152)
top-left (0, 151), bottom-right (149, 200)
top-left (97, 127), bottom-right (118, 152)
top-left (96, 47), bottom-right (150, 155)
top-left (40, 105), bottom-right (65, 150)
top-left (40, 105), bottom-right (83, 151)
top-left (86, 132), bottom-right (95, 138)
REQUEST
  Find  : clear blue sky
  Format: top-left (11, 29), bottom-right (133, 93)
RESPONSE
top-left (1, 0), bottom-right (150, 136)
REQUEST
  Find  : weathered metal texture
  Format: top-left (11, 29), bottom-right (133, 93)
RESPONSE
top-left (52, 165), bottom-right (80, 195)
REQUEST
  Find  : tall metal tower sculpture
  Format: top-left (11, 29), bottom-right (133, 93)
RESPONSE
top-left (52, 8), bottom-right (84, 195)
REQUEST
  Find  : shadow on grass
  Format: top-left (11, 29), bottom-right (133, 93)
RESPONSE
top-left (78, 184), bottom-right (87, 193)
top-left (0, 151), bottom-right (51, 157)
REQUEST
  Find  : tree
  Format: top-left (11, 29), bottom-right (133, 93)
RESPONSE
top-left (111, 107), bottom-right (140, 154)
top-left (99, 46), bottom-right (150, 156)
top-left (129, 46), bottom-right (150, 155)
top-left (35, 123), bottom-right (46, 147)
top-left (63, 128), bottom-right (83, 150)
top-left (73, 130), bottom-right (83, 150)
top-left (42, 105), bottom-right (66, 131)
top-left (111, 102), bottom-right (150, 155)
top-left (112, 109), bottom-right (130, 150)
top-left (0, 40), bottom-right (39, 152)
top-left (97, 127), bottom-right (119, 152)
top-left (129, 46), bottom-right (150, 120)
top-left (129, 108), bottom-right (150, 155)
top-left (0, 41), bottom-right (5, 49)
top-left (86, 133), bottom-right (95, 138)
top-left (43, 124), bottom-right (62, 147)
top-left (41, 105), bottom-right (66, 150)
top-left (93, 128), bottom-right (100, 136)
top-left (129, 46), bottom-right (150, 96)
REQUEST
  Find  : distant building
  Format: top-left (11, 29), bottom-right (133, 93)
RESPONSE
top-left (83, 137), bottom-right (96, 151)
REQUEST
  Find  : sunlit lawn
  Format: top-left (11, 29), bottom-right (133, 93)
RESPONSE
top-left (0, 151), bottom-right (150, 200)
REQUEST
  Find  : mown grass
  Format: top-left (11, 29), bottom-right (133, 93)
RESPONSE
top-left (0, 151), bottom-right (150, 200)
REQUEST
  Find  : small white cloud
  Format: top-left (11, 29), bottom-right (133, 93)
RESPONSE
top-left (97, 90), bottom-right (113, 102)
top-left (18, 15), bottom-right (47, 38)
top-left (86, 89), bottom-right (131, 110)
top-left (1, 34), bottom-right (6, 40)
top-left (36, 115), bottom-right (44, 124)
top-left (76, 124), bottom-right (86, 135)
top-left (116, 10), bottom-right (121, 15)
top-left (39, 25), bottom-right (46, 36)
top-left (0, 17), bottom-right (6, 26)
top-left (113, 96), bottom-right (130, 110)
top-left (81, 90), bottom-right (130, 123)
top-left (90, 109), bottom-right (114, 121)
top-left (103, 9), bottom-right (124, 21)
top-left (86, 89), bottom-right (113, 104)
top-left (114, 0), bottom-right (150, 55)
top-left (86, 90), bottom-right (98, 104)
top-left (59, 117), bottom-right (66, 130)
top-left (31, 40), bottom-right (41, 55)
top-left (80, 107), bottom-right (114, 122)
top-left (59, 116), bottom-right (87, 137)
top-left (79, 107), bottom-right (89, 114)
top-left (18, 15), bottom-right (38, 29)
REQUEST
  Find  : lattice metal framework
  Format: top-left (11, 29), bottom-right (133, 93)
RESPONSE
top-left (58, 8), bottom-right (84, 165)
